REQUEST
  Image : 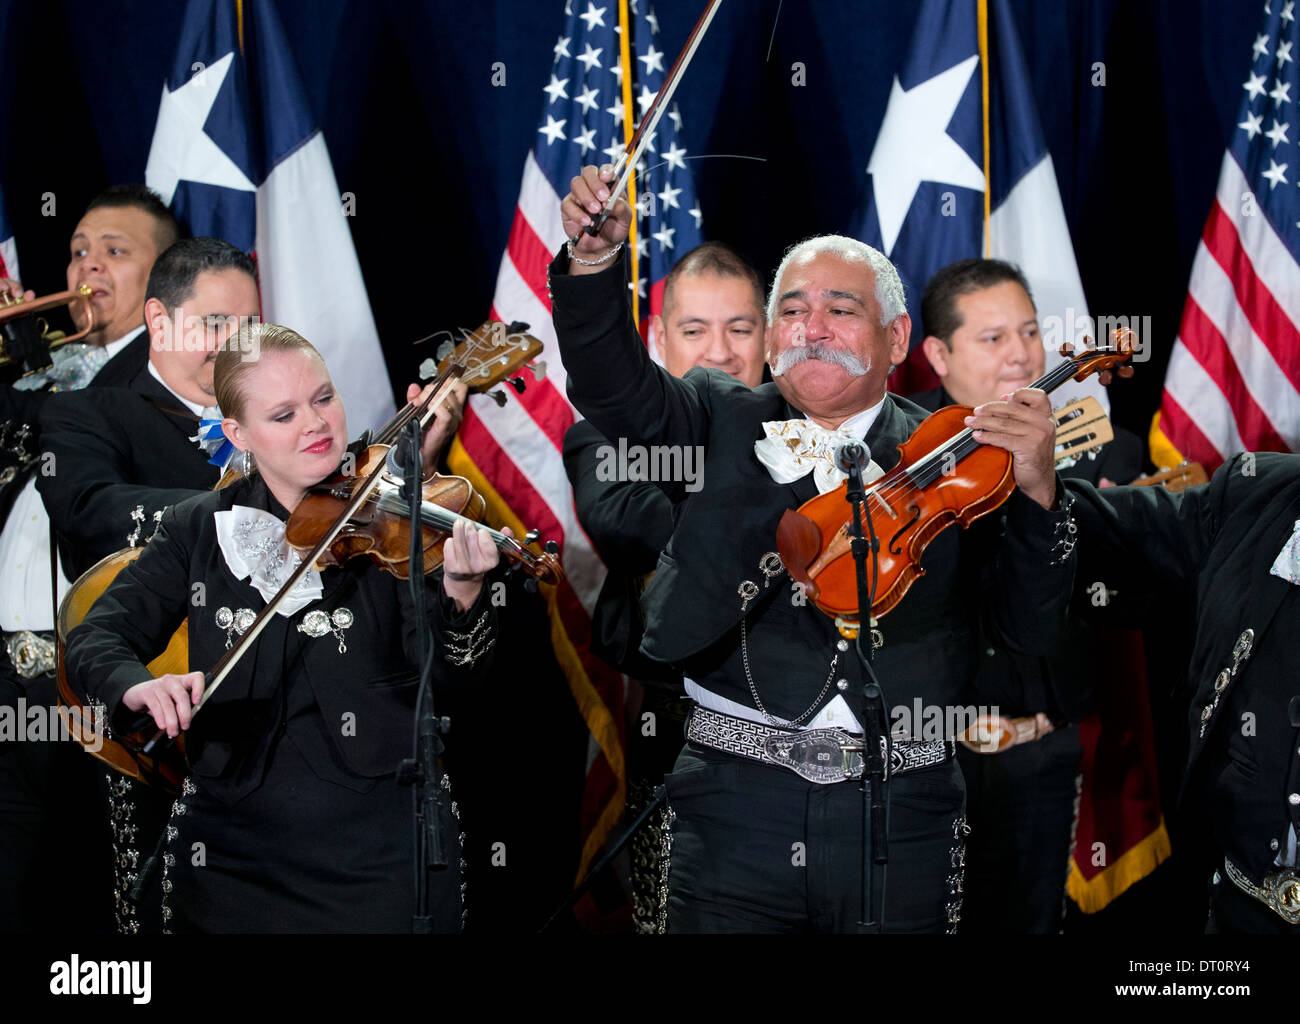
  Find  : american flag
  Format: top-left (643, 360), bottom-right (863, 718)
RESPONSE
top-left (0, 180), bottom-right (17, 283)
top-left (1156, 0), bottom-right (1300, 471)
top-left (446, 0), bottom-right (704, 879)
top-left (144, 0), bottom-right (393, 432)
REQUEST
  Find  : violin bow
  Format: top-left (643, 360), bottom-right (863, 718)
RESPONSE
top-left (575, 0), bottom-right (724, 242)
top-left (140, 366), bottom-right (468, 755)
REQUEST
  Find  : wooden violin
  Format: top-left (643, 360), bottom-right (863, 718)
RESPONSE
top-left (778, 331), bottom-right (1136, 639)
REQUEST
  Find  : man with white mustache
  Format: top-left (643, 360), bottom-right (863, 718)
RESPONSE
top-left (550, 163), bottom-right (1079, 933)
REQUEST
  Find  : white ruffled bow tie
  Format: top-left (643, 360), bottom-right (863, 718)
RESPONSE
top-left (214, 506), bottom-right (323, 616)
top-left (754, 419), bottom-right (883, 493)
top-left (1271, 519), bottom-right (1300, 586)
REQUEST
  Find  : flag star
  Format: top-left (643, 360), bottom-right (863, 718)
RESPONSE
top-left (637, 84), bottom-right (656, 116)
top-left (1253, 32), bottom-right (1271, 61)
top-left (1278, 40), bottom-right (1294, 68)
top-left (639, 45), bottom-right (665, 75)
top-left (575, 126), bottom-right (598, 154)
top-left (657, 183), bottom-right (682, 210)
top-left (631, 0), bottom-right (639, 12)
top-left (553, 36), bottom-right (572, 62)
top-left (543, 74), bottom-right (569, 104)
top-left (867, 55), bottom-right (987, 256)
top-left (1283, 0), bottom-right (1295, 23)
top-left (576, 85), bottom-right (601, 113)
top-left (1240, 110), bottom-right (1265, 138)
top-left (1244, 71), bottom-right (1268, 99)
top-left (669, 102), bottom-right (683, 132)
top-left (610, 61), bottom-right (624, 85)
top-left (635, 234), bottom-right (649, 260)
top-left (577, 43), bottom-right (604, 72)
top-left (1265, 118), bottom-right (1291, 147)
top-left (603, 138), bottom-right (625, 163)
top-left (662, 141), bottom-right (687, 171)
top-left (647, 7), bottom-right (660, 34)
top-left (1262, 158), bottom-right (1289, 188)
top-left (606, 99), bottom-right (625, 126)
top-left (689, 205), bottom-right (703, 229)
top-left (630, 278), bottom-right (647, 299)
top-left (579, 2), bottom-right (607, 31)
top-left (1270, 79), bottom-right (1292, 105)
top-left (644, 129), bottom-right (657, 154)
top-left (652, 225), bottom-right (676, 251)
top-left (145, 52), bottom-right (257, 205)
top-left (538, 115), bottom-right (567, 145)
top-left (565, 0), bottom-right (573, 13)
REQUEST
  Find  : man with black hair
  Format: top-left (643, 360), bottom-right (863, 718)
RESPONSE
top-left (0, 186), bottom-right (183, 932)
top-left (914, 258), bottom-right (1143, 933)
top-left (563, 241), bottom-right (767, 930)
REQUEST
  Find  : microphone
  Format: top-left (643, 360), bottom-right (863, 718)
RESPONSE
top-left (835, 440), bottom-right (870, 474)
top-left (385, 437), bottom-right (414, 483)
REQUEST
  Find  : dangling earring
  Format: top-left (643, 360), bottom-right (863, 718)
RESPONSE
top-left (242, 449), bottom-right (254, 477)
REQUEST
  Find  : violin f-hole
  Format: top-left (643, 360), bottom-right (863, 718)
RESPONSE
top-left (888, 504), bottom-right (921, 555)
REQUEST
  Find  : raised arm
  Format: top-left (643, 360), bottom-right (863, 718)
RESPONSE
top-left (550, 163), bottom-right (713, 452)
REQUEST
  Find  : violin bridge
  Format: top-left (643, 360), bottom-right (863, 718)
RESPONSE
top-left (869, 485), bottom-right (895, 518)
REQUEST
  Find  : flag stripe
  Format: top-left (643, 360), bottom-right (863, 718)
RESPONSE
top-left (1176, 295), bottom-right (1289, 452)
top-left (1184, 237), bottom-right (1300, 447)
top-left (1202, 200), bottom-right (1300, 397)
top-left (1158, 386), bottom-right (1226, 468)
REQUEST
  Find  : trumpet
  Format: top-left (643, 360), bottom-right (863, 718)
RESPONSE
top-left (0, 284), bottom-right (96, 373)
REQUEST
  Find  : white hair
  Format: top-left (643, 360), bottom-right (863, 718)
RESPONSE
top-left (765, 235), bottom-right (906, 328)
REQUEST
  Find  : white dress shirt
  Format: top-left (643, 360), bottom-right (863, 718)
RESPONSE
top-left (0, 330), bottom-right (140, 631)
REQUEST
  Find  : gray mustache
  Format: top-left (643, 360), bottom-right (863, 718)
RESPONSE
top-left (772, 343), bottom-right (870, 378)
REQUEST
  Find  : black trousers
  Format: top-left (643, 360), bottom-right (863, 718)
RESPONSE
top-left (0, 659), bottom-right (114, 932)
top-left (663, 743), bottom-right (967, 933)
top-left (955, 723), bottom-right (1082, 934)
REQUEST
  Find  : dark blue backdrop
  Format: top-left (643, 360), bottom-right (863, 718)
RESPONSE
top-left (0, 0), bottom-right (1259, 441)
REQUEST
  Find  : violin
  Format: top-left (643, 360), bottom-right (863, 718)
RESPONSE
top-left (777, 331), bottom-right (1136, 639)
top-left (55, 321), bottom-right (559, 791)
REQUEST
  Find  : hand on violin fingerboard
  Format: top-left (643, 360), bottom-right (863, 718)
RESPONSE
top-left (562, 163), bottom-right (633, 274)
top-left (406, 379), bottom-right (467, 469)
top-left (442, 518), bottom-right (507, 612)
top-left (965, 387), bottom-right (1058, 510)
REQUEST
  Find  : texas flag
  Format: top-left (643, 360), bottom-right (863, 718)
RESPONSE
top-left (0, 180), bottom-right (18, 283)
top-left (855, 0), bottom-right (1103, 411)
top-left (144, 0), bottom-right (392, 431)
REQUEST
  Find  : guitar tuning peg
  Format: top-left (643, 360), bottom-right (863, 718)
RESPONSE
top-left (525, 360), bottom-right (547, 381)
top-left (544, 540), bottom-right (559, 555)
top-left (508, 376), bottom-right (526, 394)
top-left (507, 320), bottom-right (530, 334)
top-left (1118, 365), bottom-right (1135, 378)
top-left (488, 389), bottom-right (507, 408)
top-left (525, 528), bottom-right (540, 544)
top-left (435, 339), bottom-right (456, 361)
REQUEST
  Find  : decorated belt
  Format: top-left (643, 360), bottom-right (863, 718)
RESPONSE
top-left (957, 712), bottom-right (1056, 754)
top-left (685, 705), bottom-right (953, 785)
top-left (1223, 856), bottom-right (1300, 925)
top-left (4, 629), bottom-right (57, 679)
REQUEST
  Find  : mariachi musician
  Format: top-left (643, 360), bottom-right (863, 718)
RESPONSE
top-left (550, 162), bottom-right (1080, 933)
top-left (63, 322), bottom-right (508, 932)
top-left (0, 185), bottom-right (179, 932)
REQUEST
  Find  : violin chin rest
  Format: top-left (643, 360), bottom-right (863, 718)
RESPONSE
top-left (776, 508), bottom-right (821, 600)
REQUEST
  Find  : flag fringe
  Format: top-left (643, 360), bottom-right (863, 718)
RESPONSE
top-left (1067, 819), bottom-right (1172, 914)
top-left (1148, 411), bottom-right (1188, 472)
top-left (446, 437), bottom-right (626, 881)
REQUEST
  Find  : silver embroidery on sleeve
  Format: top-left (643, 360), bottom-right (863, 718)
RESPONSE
top-left (443, 610), bottom-right (495, 667)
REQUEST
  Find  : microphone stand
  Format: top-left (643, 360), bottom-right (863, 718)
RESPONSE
top-left (839, 442), bottom-right (890, 934)
top-left (395, 419), bottom-right (451, 932)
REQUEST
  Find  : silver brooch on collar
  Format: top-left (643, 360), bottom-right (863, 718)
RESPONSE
top-left (215, 606), bottom-right (257, 649)
top-left (298, 608), bottom-right (354, 654)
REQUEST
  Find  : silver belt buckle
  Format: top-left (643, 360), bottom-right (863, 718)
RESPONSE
top-left (763, 728), bottom-right (863, 784)
top-left (1225, 858), bottom-right (1300, 924)
top-left (6, 630), bottom-right (56, 679)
